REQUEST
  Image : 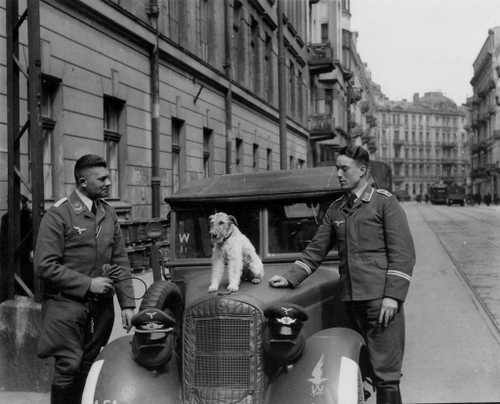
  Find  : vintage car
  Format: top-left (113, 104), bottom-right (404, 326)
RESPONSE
top-left (82, 166), bottom-right (376, 404)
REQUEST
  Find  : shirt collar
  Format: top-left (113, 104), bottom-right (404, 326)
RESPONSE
top-left (353, 182), bottom-right (369, 199)
top-left (75, 188), bottom-right (93, 212)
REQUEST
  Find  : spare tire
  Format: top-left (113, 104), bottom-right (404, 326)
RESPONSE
top-left (131, 280), bottom-right (184, 370)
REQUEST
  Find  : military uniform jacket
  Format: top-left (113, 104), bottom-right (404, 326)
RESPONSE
top-left (284, 186), bottom-right (415, 302)
top-left (34, 191), bottom-right (135, 309)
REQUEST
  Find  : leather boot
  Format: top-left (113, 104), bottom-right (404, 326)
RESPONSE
top-left (376, 385), bottom-right (402, 404)
top-left (51, 384), bottom-right (75, 404)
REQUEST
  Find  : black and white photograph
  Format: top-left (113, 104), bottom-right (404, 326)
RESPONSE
top-left (0, 1), bottom-right (499, 403)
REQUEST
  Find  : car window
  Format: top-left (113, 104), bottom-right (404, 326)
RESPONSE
top-left (268, 202), bottom-right (325, 254)
top-left (175, 206), bottom-right (260, 259)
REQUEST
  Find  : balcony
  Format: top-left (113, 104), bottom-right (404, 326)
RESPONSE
top-left (471, 167), bottom-right (489, 179)
top-left (393, 137), bottom-right (404, 146)
top-left (308, 42), bottom-right (334, 75)
top-left (441, 142), bottom-right (456, 149)
top-left (441, 158), bottom-right (457, 166)
top-left (393, 157), bottom-right (404, 164)
top-left (309, 113), bottom-right (336, 141)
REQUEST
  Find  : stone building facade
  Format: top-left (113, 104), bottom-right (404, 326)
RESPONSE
top-left (470, 27), bottom-right (500, 199)
top-left (374, 92), bottom-right (468, 199)
top-left (0, 0), bottom-right (310, 218)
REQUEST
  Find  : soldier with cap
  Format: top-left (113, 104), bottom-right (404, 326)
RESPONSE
top-left (269, 145), bottom-right (415, 404)
top-left (34, 154), bottom-right (135, 404)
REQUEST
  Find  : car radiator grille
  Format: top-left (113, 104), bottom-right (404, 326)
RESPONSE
top-left (183, 297), bottom-right (264, 404)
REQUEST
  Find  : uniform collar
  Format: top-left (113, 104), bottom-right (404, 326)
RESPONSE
top-left (75, 189), bottom-right (93, 212)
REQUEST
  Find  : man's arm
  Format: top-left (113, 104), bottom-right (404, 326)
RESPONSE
top-left (382, 196), bottom-right (416, 302)
top-left (277, 209), bottom-right (336, 288)
top-left (35, 209), bottom-right (92, 298)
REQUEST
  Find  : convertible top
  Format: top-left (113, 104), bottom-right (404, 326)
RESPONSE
top-left (165, 166), bottom-right (343, 204)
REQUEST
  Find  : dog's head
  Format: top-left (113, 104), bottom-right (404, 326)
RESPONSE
top-left (209, 212), bottom-right (238, 244)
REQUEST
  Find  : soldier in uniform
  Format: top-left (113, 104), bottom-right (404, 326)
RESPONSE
top-left (269, 145), bottom-right (415, 404)
top-left (34, 154), bottom-right (136, 404)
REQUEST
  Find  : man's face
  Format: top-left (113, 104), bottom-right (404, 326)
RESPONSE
top-left (336, 155), bottom-right (366, 190)
top-left (79, 166), bottom-right (111, 199)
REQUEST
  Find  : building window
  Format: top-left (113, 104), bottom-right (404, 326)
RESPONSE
top-left (320, 23), bottom-right (328, 43)
top-left (232, 1), bottom-right (244, 82)
top-left (266, 148), bottom-right (272, 170)
top-left (250, 16), bottom-right (260, 94)
top-left (289, 62), bottom-right (295, 118)
top-left (253, 143), bottom-right (259, 171)
top-left (203, 127), bottom-right (213, 178)
top-left (342, 0), bottom-right (350, 14)
top-left (235, 137), bottom-right (243, 172)
top-left (40, 75), bottom-right (60, 200)
top-left (103, 96), bottom-right (124, 199)
top-left (298, 71), bottom-right (304, 122)
top-left (172, 118), bottom-right (184, 192)
top-left (167, 0), bottom-right (181, 43)
top-left (197, 0), bottom-right (210, 61)
top-left (264, 34), bottom-right (273, 103)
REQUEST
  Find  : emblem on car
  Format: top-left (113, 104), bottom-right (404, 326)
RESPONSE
top-left (145, 311), bottom-right (157, 320)
top-left (276, 316), bottom-right (296, 325)
top-left (308, 354), bottom-right (328, 397)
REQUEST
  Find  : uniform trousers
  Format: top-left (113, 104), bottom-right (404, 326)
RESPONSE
top-left (38, 295), bottom-right (115, 387)
top-left (346, 298), bottom-right (405, 390)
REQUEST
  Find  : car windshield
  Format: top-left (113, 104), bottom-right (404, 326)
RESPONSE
top-left (174, 206), bottom-right (260, 259)
top-left (268, 201), bottom-right (333, 254)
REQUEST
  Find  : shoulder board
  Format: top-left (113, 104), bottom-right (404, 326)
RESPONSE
top-left (53, 197), bottom-right (68, 208)
top-left (376, 189), bottom-right (392, 198)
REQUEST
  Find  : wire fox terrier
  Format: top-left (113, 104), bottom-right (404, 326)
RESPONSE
top-left (208, 212), bottom-right (264, 292)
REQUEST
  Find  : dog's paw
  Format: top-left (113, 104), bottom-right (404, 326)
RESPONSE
top-left (251, 277), bottom-right (262, 284)
top-left (227, 284), bottom-right (239, 292)
top-left (208, 285), bottom-right (218, 293)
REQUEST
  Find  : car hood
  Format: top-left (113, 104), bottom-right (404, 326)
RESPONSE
top-left (174, 262), bottom-right (341, 314)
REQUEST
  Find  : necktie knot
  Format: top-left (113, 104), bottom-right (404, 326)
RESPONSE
top-left (347, 192), bottom-right (356, 208)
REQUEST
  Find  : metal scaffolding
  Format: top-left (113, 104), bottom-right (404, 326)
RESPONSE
top-left (6, 0), bottom-right (43, 301)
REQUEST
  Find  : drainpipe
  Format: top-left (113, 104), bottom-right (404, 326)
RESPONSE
top-left (149, 1), bottom-right (160, 217)
top-left (224, 0), bottom-right (232, 173)
top-left (277, 0), bottom-right (287, 169)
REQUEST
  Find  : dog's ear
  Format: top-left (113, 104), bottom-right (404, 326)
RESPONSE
top-left (228, 215), bottom-right (238, 227)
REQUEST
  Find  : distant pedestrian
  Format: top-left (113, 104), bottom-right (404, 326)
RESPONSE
top-left (269, 146), bottom-right (415, 404)
top-left (484, 193), bottom-right (492, 206)
top-left (474, 193), bottom-right (481, 205)
top-left (424, 193), bottom-right (429, 203)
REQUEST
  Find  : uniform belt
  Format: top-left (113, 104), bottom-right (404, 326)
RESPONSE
top-left (47, 291), bottom-right (114, 303)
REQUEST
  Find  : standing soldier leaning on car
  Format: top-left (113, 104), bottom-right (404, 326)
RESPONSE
top-left (269, 145), bottom-right (415, 404)
top-left (34, 154), bottom-right (136, 404)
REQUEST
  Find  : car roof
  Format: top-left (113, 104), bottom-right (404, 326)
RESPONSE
top-left (165, 166), bottom-right (343, 204)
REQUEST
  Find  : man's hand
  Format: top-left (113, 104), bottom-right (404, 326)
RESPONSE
top-left (269, 275), bottom-right (291, 288)
top-left (121, 308), bottom-right (135, 332)
top-left (89, 277), bottom-right (113, 294)
top-left (378, 297), bottom-right (399, 327)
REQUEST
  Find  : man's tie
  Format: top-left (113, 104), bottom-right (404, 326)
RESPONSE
top-left (91, 201), bottom-right (97, 215)
top-left (347, 192), bottom-right (357, 209)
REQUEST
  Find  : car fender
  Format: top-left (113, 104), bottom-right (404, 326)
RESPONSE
top-left (82, 336), bottom-right (181, 404)
top-left (266, 327), bottom-right (365, 404)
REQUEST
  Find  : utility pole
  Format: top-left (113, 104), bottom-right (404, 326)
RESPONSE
top-left (224, 0), bottom-right (233, 174)
top-left (277, 0), bottom-right (287, 169)
top-left (149, 0), bottom-right (161, 217)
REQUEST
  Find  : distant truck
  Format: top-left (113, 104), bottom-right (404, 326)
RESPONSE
top-left (446, 184), bottom-right (466, 206)
top-left (429, 183), bottom-right (448, 204)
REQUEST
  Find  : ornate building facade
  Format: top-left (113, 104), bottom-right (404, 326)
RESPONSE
top-left (470, 27), bottom-right (500, 199)
top-left (374, 92), bottom-right (468, 199)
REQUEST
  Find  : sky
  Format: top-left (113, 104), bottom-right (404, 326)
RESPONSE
top-left (350, 0), bottom-right (500, 105)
